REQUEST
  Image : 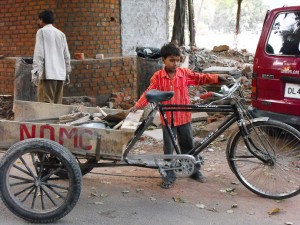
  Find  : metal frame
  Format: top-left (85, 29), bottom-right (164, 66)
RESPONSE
top-left (122, 101), bottom-right (244, 162)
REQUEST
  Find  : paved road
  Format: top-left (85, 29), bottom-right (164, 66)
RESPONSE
top-left (1, 145), bottom-right (300, 225)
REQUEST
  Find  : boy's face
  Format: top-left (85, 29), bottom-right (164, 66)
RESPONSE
top-left (162, 55), bottom-right (181, 73)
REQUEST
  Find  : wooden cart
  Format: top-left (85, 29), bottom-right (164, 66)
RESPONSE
top-left (0, 100), bottom-right (144, 223)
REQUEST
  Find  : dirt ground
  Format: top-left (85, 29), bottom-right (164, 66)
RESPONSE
top-left (78, 134), bottom-right (300, 225)
top-left (0, 48), bottom-right (299, 224)
top-left (0, 123), bottom-right (300, 224)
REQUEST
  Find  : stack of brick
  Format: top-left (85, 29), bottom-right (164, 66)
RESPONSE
top-left (0, 59), bottom-right (15, 95)
top-left (109, 91), bottom-right (135, 109)
top-left (0, 0), bottom-right (121, 58)
top-left (64, 57), bottom-right (137, 107)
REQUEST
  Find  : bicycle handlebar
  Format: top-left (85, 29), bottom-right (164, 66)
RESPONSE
top-left (200, 77), bottom-right (239, 100)
top-left (200, 91), bottom-right (223, 99)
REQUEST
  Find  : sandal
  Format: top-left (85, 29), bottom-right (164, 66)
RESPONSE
top-left (160, 179), bottom-right (174, 189)
top-left (160, 171), bottom-right (176, 189)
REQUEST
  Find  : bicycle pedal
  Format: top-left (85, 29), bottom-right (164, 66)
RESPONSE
top-left (159, 168), bottom-right (167, 178)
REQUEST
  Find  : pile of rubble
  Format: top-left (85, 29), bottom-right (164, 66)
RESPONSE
top-left (184, 45), bottom-right (253, 78)
top-left (57, 106), bottom-right (127, 130)
top-left (183, 45), bottom-right (254, 105)
top-left (0, 95), bottom-right (14, 119)
top-left (0, 46), bottom-right (254, 120)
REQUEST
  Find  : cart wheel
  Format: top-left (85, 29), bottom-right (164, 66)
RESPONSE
top-left (0, 138), bottom-right (82, 223)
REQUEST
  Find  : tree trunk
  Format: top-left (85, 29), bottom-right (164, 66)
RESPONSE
top-left (235, 0), bottom-right (242, 36)
top-left (171, 0), bottom-right (186, 46)
top-left (188, 0), bottom-right (196, 47)
top-left (234, 0), bottom-right (243, 48)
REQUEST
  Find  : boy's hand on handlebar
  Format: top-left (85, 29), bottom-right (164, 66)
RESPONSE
top-left (218, 74), bottom-right (232, 83)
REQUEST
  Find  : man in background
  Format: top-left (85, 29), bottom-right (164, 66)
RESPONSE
top-left (31, 10), bottom-right (71, 104)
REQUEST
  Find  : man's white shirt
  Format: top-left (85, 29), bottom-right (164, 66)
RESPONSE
top-left (32, 24), bottom-right (71, 81)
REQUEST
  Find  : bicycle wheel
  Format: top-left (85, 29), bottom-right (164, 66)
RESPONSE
top-left (228, 120), bottom-right (300, 199)
top-left (0, 138), bottom-right (82, 223)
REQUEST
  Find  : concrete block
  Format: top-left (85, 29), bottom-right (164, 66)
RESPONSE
top-left (202, 66), bottom-right (237, 74)
top-left (196, 117), bottom-right (238, 138)
top-left (192, 112), bottom-right (209, 122)
top-left (96, 54), bottom-right (104, 59)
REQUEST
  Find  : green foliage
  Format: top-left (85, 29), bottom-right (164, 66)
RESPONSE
top-left (240, 0), bottom-right (269, 32)
top-left (210, 0), bottom-right (268, 33)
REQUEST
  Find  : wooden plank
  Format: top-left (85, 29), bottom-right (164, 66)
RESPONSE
top-left (4, 100), bottom-right (144, 158)
top-left (0, 119), bottom-right (134, 158)
top-left (13, 100), bottom-right (123, 122)
top-left (121, 110), bottom-right (143, 132)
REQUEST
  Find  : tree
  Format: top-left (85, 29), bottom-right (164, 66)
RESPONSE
top-left (171, 0), bottom-right (186, 46)
top-left (188, 0), bottom-right (196, 47)
top-left (235, 0), bottom-right (242, 35)
top-left (171, 0), bottom-right (196, 47)
top-left (234, 0), bottom-right (243, 48)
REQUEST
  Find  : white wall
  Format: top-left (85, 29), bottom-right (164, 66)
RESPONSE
top-left (121, 0), bottom-right (169, 56)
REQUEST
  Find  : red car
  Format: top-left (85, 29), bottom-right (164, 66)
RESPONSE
top-left (250, 5), bottom-right (300, 128)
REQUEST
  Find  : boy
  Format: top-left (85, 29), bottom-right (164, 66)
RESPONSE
top-left (130, 43), bottom-right (229, 189)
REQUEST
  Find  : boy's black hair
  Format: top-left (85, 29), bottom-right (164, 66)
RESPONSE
top-left (39, 10), bottom-right (54, 24)
top-left (160, 43), bottom-right (181, 58)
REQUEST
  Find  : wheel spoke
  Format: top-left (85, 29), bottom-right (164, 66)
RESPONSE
top-left (20, 185), bottom-right (36, 203)
top-left (43, 182), bottom-right (69, 190)
top-left (19, 156), bottom-right (35, 178)
top-left (10, 180), bottom-right (35, 187)
top-left (40, 185), bottom-right (58, 207)
top-left (30, 153), bottom-right (39, 175)
top-left (12, 164), bottom-right (33, 177)
top-left (46, 185), bottom-right (67, 200)
top-left (9, 175), bottom-right (34, 186)
top-left (36, 153), bottom-right (47, 179)
top-left (41, 167), bottom-right (63, 182)
top-left (0, 139), bottom-right (82, 223)
top-left (230, 121), bottom-right (300, 199)
top-left (31, 187), bottom-right (38, 209)
top-left (14, 184), bottom-right (35, 197)
top-left (40, 186), bottom-right (45, 210)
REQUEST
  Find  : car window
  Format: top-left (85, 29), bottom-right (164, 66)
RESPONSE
top-left (266, 11), bottom-right (300, 55)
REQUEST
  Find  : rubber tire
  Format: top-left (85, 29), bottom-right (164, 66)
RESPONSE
top-left (0, 138), bottom-right (82, 223)
top-left (228, 120), bottom-right (300, 199)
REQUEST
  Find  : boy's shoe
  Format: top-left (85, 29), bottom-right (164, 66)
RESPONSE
top-left (160, 179), bottom-right (174, 189)
top-left (190, 171), bottom-right (207, 183)
top-left (160, 171), bottom-right (176, 189)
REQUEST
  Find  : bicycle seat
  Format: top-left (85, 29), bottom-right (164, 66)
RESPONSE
top-left (145, 89), bottom-right (174, 103)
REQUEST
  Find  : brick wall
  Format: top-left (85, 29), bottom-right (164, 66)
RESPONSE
top-left (0, 0), bottom-right (121, 58)
top-left (0, 59), bottom-right (16, 95)
top-left (65, 57), bottom-right (137, 109)
top-left (0, 1), bottom-right (138, 109)
top-left (10, 57), bottom-right (137, 109)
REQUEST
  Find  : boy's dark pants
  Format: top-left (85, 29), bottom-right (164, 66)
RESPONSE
top-left (161, 123), bottom-right (200, 181)
top-left (162, 122), bottom-right (194, 155)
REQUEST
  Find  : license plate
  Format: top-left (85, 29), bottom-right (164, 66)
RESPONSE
top-left (284, 83), bottom-right (300, 99)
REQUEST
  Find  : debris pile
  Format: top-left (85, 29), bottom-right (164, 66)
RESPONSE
top-left (57, 106), bottom-right (127, 130)
top-left (0, 95), bottom-right (14, 119)
top-left (184, 46), bottom-right (254, 73)
top-left (184, 46), bottom-right (254, 106)
top-left (62, 96), bottom-right (96, 107)
top-left (0, 47), bottom-right (254, 120)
